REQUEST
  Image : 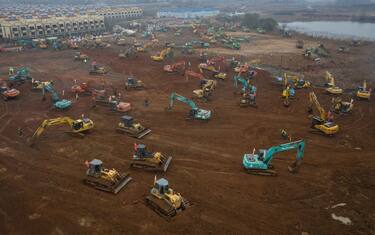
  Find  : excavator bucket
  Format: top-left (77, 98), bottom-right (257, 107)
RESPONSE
top-left (288, 159), bottom-right (302, 173)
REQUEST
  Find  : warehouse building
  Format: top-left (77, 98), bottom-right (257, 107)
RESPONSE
top-left (0, 14), bottom-right (105, 40)
top-left (157, 8), bottom-right (219, 19)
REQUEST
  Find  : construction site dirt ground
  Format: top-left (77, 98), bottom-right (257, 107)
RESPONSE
top-left (0, 35), bottom-right (375, 235)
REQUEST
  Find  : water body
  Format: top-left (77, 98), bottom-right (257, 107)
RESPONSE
top-left (282, 21), bottom-right (375, 41)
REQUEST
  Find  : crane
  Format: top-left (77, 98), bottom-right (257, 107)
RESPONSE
top-left (42, 83), bottom-right (72, 109)
top-left (308, 91), bottom-right (339, 135)
top-left (242, 139), bottom-right (305, 176)
top-left (28, 116), bottom-right (94, 146)
top-left (168, 92), bottom-right (211, 120)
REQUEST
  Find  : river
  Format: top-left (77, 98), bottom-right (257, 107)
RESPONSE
top-left (282, 21), bottom-right (375, 41)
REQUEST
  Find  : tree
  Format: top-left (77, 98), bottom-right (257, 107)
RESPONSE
top-left (241, 13), bottom-right (260, 29)
top-left (258, 18), bottom-right (278, 32)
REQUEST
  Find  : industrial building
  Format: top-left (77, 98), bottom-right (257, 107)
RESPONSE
top-left (157, 8), bottom-right (220, 19)
top-left (0, 6), bottom-right (143, 40)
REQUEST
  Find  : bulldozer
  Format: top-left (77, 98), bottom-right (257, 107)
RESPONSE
top-left (331, 97), bottom-right (354, 114)
top-left (84, 159), bottom-right (132, 194)
top-left (131, 144), bottom-right (172, 172)
top-left (89, 65), bottom-right (109, 75)
top-left (325, 71), bottom-right (343, 95)
top-left (308, 91), bottom-right (339, 135)
top-left (193, 79), bottom-right (217, 102)
top-left (125, 76), bottom-right (144, 90)
top-left (28, 116), bottom-right (94, 146)
top-left (145, 177), bottom-right (189, 219)
top-left (116, 115), bottom-right (151, 139)
top-left (356, 80), bottom-right (371, 100)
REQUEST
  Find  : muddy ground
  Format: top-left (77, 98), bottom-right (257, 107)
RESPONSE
top-left (0, 31), bottom-right (374, 235)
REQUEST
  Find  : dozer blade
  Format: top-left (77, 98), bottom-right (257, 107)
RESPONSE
top-left (162, 156), bottom-right (172, 172)
top-left (145, 196), bottom-right (176, 220)
top-left (137, 128), bottom-right (152, 139)
top-left (246, 169), bottom-right (277, 176)
top-left (113, 175), bottom-right (133, 194)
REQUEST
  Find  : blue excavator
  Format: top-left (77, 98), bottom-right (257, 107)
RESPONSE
top-left (243, 139), bottom-right (305, 176)
top-left (42, 83), bottom-right (72, 109)
top-left (8, 67), bottom-right (32, 84)
top-left (233, 75), bottom-right (257, 107)
top-left (168, 92), bottom-right (211, 120)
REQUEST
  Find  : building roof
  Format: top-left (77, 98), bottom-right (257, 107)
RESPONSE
top-left (159, 8), bottom-right (219, 13)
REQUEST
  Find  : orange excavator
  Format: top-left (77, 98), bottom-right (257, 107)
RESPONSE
top-left (1, 80), bottom-right (20, 100)
top-left (164, 61), bottom-right (186, 74)
top-left (185, 70), bottom-right (205, 80)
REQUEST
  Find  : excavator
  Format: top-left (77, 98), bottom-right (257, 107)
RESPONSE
top-left (28, 116), bottom-right (94, 146)
top-left (356, 80), bottom-right (371, 100)
top-left (145, 177), bottom-right (189, 219)
top-left (243, 139), bottom-right (305, 176)
top-left (116, 115), bottom-right (151, 139)
top-left (308, 91), bottom-right (339, 135)
top-left (8, 67), bottom-right (32, 84)
top-left (168, 92), bottom-right (211, 120)
top-left (131, 144), bottom-right (172, 172)
top-left (163, 61), bottom-right (186, 74)
top-left (331, 97), bottom-right (354, 114)
top-left (125, 76), bottom-right (144, 90)
top-left (1, 80), bottom-right (20, 100)
top-left (42, 83), bottom-right (72, 109)
top-left (284, 73), bottom-right (311, 89)
top-left (93, 95), bottom-right (131, 113)
top-left (193, 79), bottom-right (217, 102)
top-left (74, 51), bottom-right (89, 61)
top-left (185, 70), bottom-right (205, 80)
top-left (325, 71), bottom-right (343, 95)
top-left (151, 47), bottom-right (173, 62)
top-left (84, 159), bottom-right (132, 194)
top-left (71, 82), bottom-right (91, 95)
top-left (198, 63), bottom-right (226, 80)
top-left (233, 75), bottom-right (257, 107)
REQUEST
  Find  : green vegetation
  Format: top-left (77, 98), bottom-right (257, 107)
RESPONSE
top-left (241, 13), bottom-right (278, 32)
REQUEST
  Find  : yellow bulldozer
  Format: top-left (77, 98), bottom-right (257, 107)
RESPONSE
top-left (84, 159), bottom-right (132, 194)
top-left (145, 177), bottom-right (189, 219)
top-left (28, 116), bottom-right (94, 146)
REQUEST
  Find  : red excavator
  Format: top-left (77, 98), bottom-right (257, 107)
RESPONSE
top-left (163, 61), bottom-right (186, 74)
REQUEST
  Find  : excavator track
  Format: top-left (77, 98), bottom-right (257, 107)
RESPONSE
top-left (131, 156), bottom-right (172, 172)
top-left (145, 196), bottom-right (176, 220)
top-left (245, 169), bottom-right (277, 176)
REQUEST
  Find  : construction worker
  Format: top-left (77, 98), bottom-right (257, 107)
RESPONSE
top-left (17, 127), bottom-right (23, 137)
top-left (91, 60), bottom-right (97, 70)
top-left (75, 92), bottom-right (79, 100)
top-left (327, 111), bottom-right (334, 122)
top-left (144, 98), bottom-right (149, 107)
top-left (8, 67), bottom-right (14, 75)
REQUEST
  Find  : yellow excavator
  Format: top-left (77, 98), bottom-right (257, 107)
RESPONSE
top-left (356, 80), bottom-right (371, 100)
top-left (308, 92), bottom-right (339, 135)
top-left (145, 177), bottom-right (189, 219)
top-left (331, 97), bottom-right (354, 114)
top-left (193, 79), bottom-right (217, 102)
top-left (28, 116), bottom-right (94, 145)
top-left (325, 71), bottom-right (343, 95)
top-left (151, 47), bottom-right (172, 62)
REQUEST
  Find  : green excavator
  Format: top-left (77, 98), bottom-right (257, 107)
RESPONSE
top-left (242, 139), bottom-right (305, 176)
top-left (168, 92), bottom-right (211, 120)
